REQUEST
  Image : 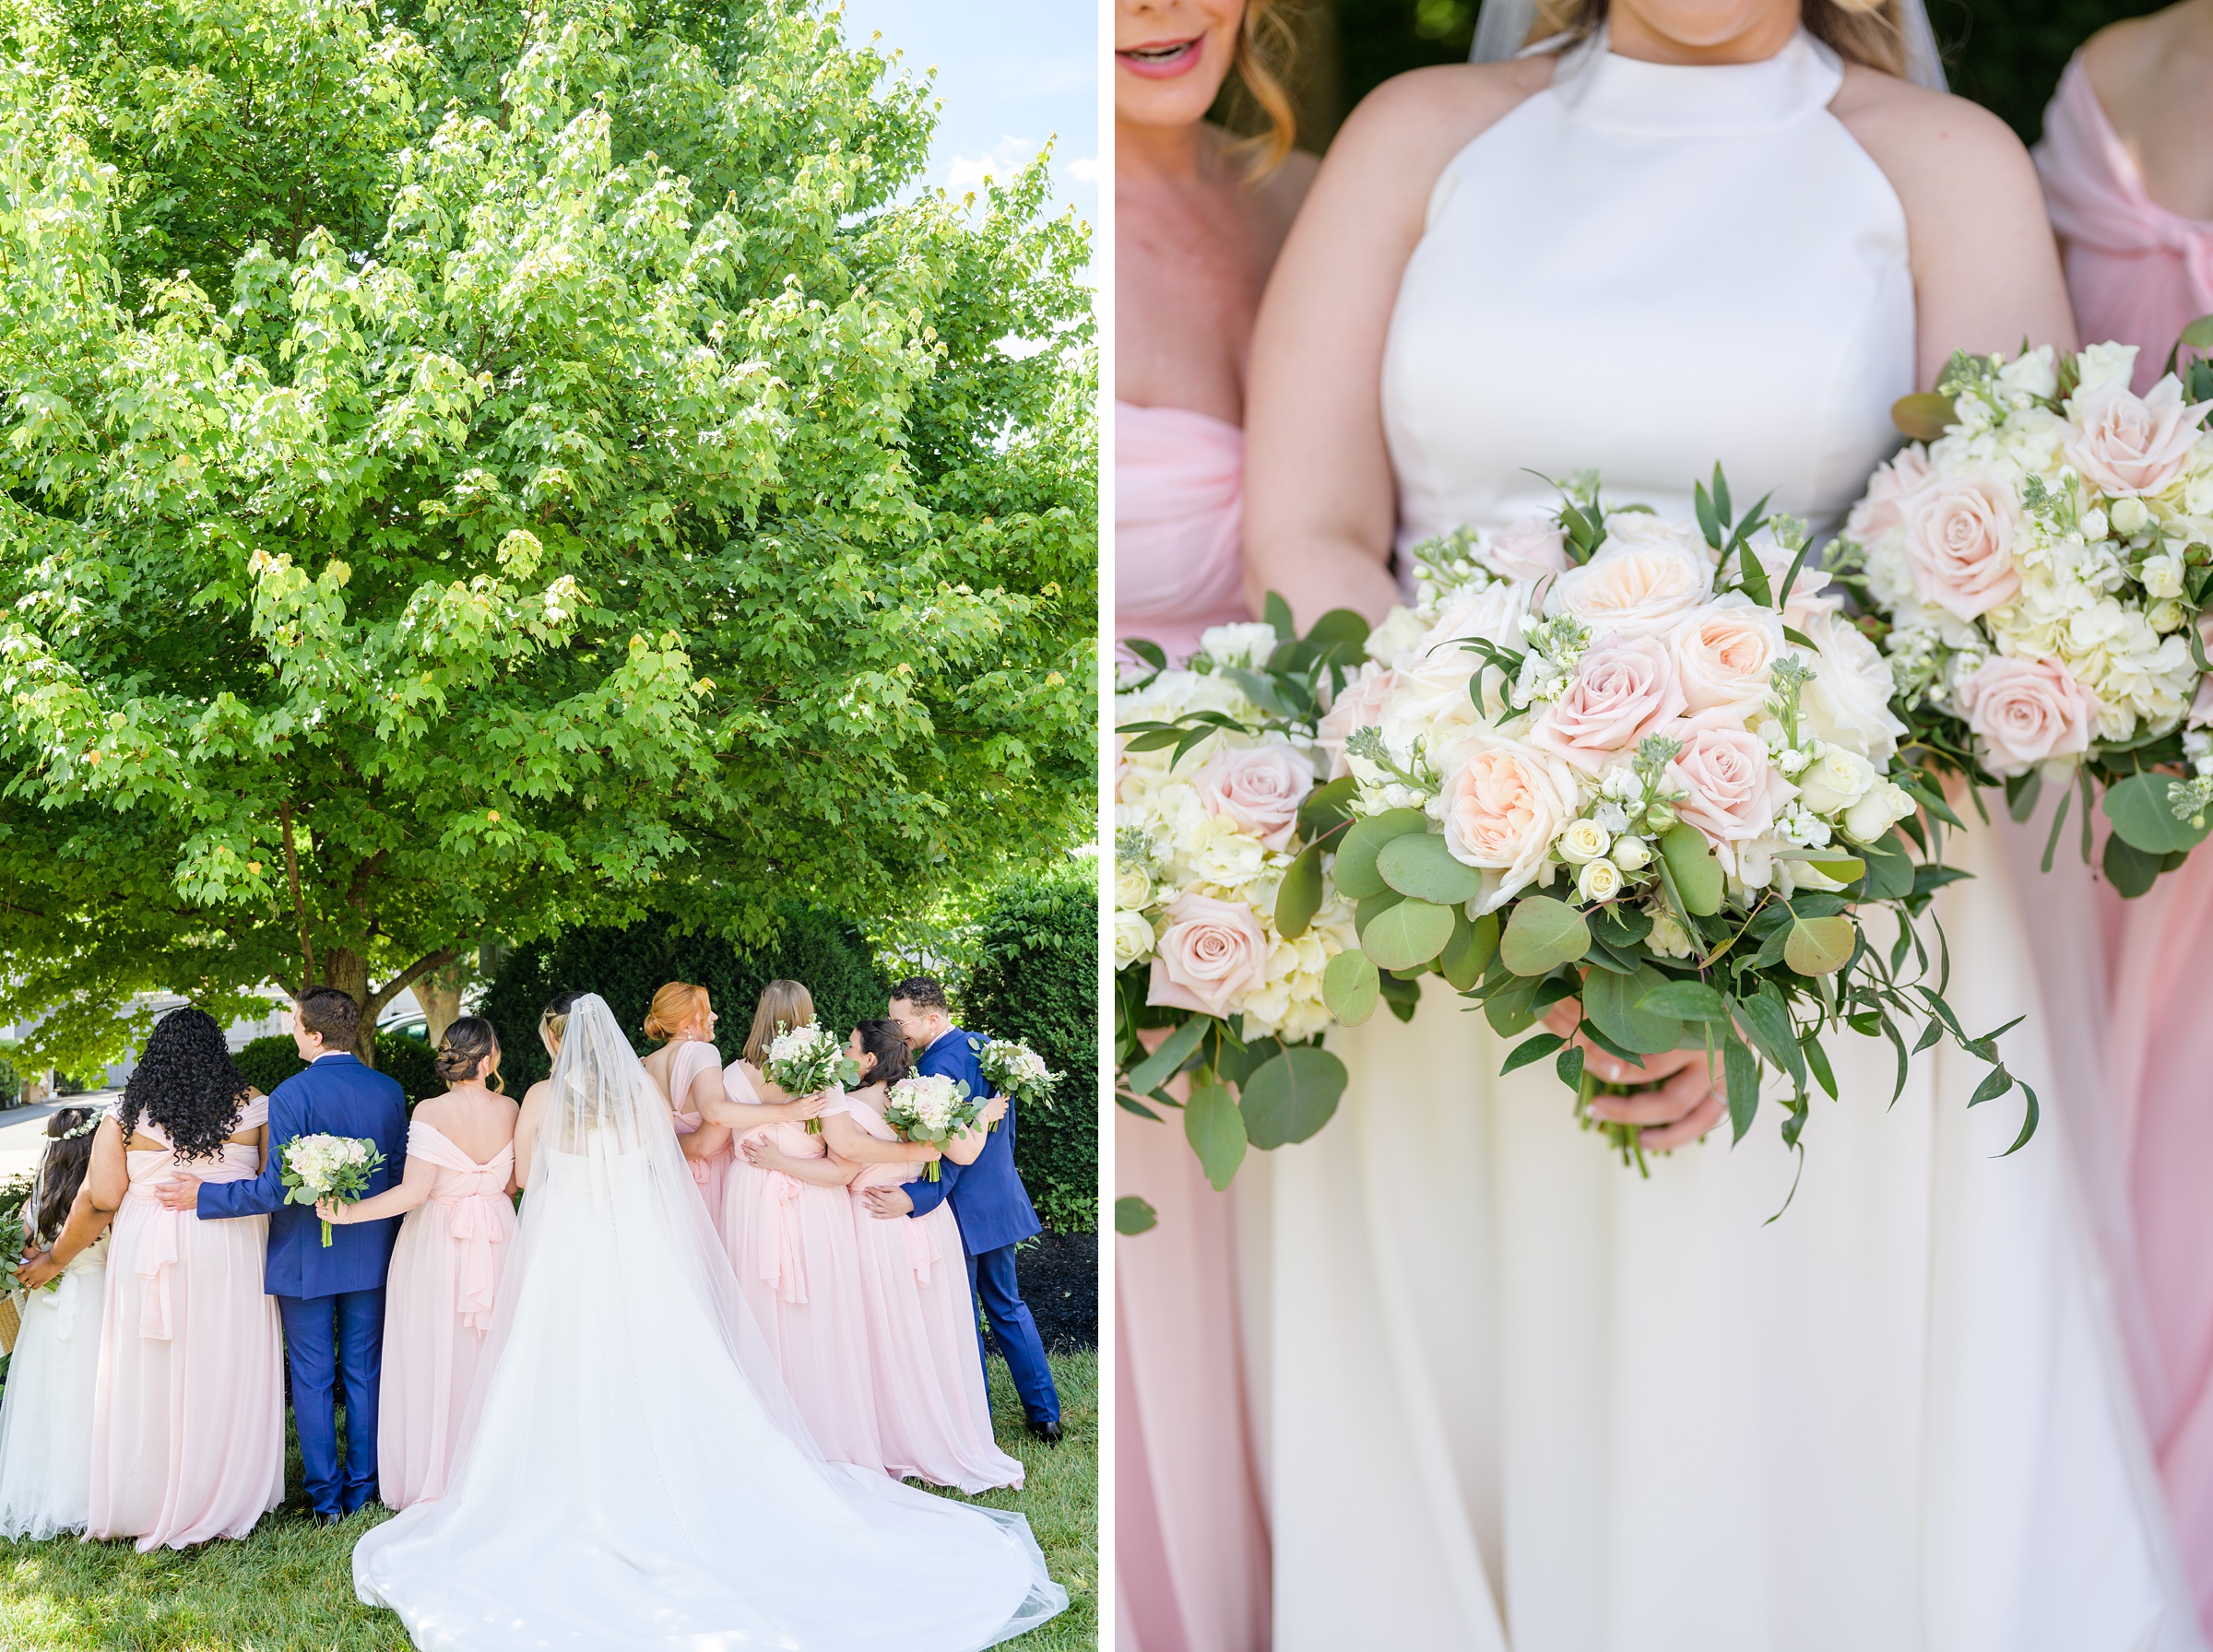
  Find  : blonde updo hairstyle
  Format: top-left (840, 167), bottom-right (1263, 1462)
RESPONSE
top-left (743, 980), bottom-right (815, 1068)
top-left (1529, 0), bottom-right (1911, 77)
top-left (643, 981), bottom-right (710, 1042)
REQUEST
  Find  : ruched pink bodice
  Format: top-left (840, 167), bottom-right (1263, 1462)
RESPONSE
top-left (2037, 55), bottom-right (2213, 393)
top-left (410, 1124), bottom-right (515, 1333)
top-left (725, 1061), bottom-right (833, 1304)
top-left (120, 1107), bottom-right (265, 1341)
top-left (1115, 400), bottom-right (1249, 665)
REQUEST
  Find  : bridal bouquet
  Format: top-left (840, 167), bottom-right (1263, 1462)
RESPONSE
top-left (1311, 470), bottom-right (2032, 1182)
top-left (763, 1022), bottom-right (858, 1134)
top-left (1115, 616), bottom-right (1369, 1193)
top-left (1831, 332), bottom-right (2213, 895)
top-left (282, 1133), bottom-right (385, 1246)
top-left (883, 1074), bottom-right (979, 1181)
top-left (973, 1036), bottom-right (1057, 1127)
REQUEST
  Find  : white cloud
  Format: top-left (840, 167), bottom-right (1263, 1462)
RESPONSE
top-left (944, 136), bottom-right (1037, 195)
top-left (1062, 156), bottom-right (1100, 184)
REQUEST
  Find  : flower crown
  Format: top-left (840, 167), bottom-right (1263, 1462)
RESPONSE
top-left (52, 1111), bottom-right (102, 1142)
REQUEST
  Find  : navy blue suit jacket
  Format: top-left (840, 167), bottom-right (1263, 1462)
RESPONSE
top-left (902, 1028), bottom-right (1041, 1256)
top-left (197, 1052), bottom-right (408, 1299)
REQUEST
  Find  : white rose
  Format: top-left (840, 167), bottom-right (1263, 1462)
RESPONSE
top-left (2112, 496), bottom-right (2153, 536)
top-left (1671, 595), bottom-right (1783, 717)
top-left (1577, 857), bottom-right (1623, 903)
top-left (2073, 342), bottom-right (2141, 397)
top-left (1843, 780), bottom-right (1916, 844)
top-left (1547, 530), bottom-right (1712, 640)
top-left (1998, 346), bottom-right (2060, 402)
top-left (1794, 608), bottom-right (1910, 762)
top-left (1114, 863), bottom-right (1151, 910)
top-left (1793, 746), bottom-right (1877, 816)
top-left (1649, 911), bottom-right (1693, 959)
top-left (2142, 552), bottom-right (2185, 599)
top-left (1106, 911), bottom-right (1159, 977)
top-left (1366, 605), bottom-right (1431, 667)
top-left (1612, 834), bottom-right (1651, 871)
top-left (1198, 622), bottom-right (1284, 669)
top-left (1438, 727), bottom-right (1582, 913)
top-left (1557, 818), bottom-right (1612, 864)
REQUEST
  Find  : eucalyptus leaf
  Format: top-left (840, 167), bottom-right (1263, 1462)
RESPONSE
top-left (1658, 823), bottom-right (1723, 915)
top-left (1323, 949), bottom-right (1381, 1026)
top-left (1334, 808), bottom-right (1429, 900)
top-left (1240, 1047), bottom-right (1347, 1150)
top-left (1184, 1078), bottom-right (1248, 1190)
top-left (1891, 392), bottom-right (1956, 442)
top-left (1783, 914), bottom-right (1855, 976)
top-left (1377, 831), bottom-right (1486, 905)
top-left (2102, 832), bottom-right (2163, 899)
top-left (1360, 897), bottom-right (1457, 972)
top-left (1583, 963), bottom-right (1686, 1056)
top-left (1440, 909), bottom-right (1499, 991)
top-left (2105, 771), bottom-right (2213, 854)
top-left (1125, 1017), bottom-right (1208, 1097)
top-left (1114, 1196), bottom-right (1158, 1236)
top-left (1497, 895), bottom-right (1591, 976)
top-left (1638, 980), bottom-right (1729, 1021)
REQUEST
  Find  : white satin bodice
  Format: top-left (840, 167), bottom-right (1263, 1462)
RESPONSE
top-left (1380, 30), bottom-right (1914, 562)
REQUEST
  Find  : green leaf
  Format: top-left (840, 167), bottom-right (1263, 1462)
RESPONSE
top-left (1500, 1032), bottom-right (1568, 1075)
top-left (1658, 823), bottom-right (1723, 916)
top-left (1323, 950), bottom-right (1381, 1026)
top-left (1556, 1044), bottom-right (1586, 1092)
top-left (2005, 768), bottom-right (2043, 823)
top-left (1333, 808), bottom-right (1430, 900)
top-left (1126, 1017), bottom-right (1208, 1097)
top-left (1360, 897), bottom-right (1457, 972)
top-left (2102, 831), bottom-right (2164, 899)
top-left (1355, 889), bottom-right (1405, 938)
top-left (1304, 608), bottom-right (1372, 652)
top-left (2104, 771), bottom-right (2213, 854)
top-left (1484, 996), bottom-right (1538, 1039)
top-left (1275, 834), bottom-right (1331, 939)
top-left (1377, 831), bottom-right (1486, 905)
top-left (1968, 1064), bottom-right (2013, 1108)
top-left (1115, 1196), bottom-right (1158, 1235)
top-left (2002, 1080), bottom-right (2041, 1155)
top-left (1583, 963), bottom-right (1686, 1056)
top-left (1262, 592), bottom-right (1296, 641)
top-left (1240, 1047), bottom-right (1348, 1150)
top-left (2182, 314), bottom-right (2213, 352)
top-left (1891, 392), bottom-right (1956, 442)
top-left (1734, 990), bottom-right (1805, 1090)
top-left (1638, 980), bottom-right (1729, 1021)
top-left (1439, 909), bottom-right (1498, 991)
top-left (1297, 775), bottom-right (1359, 840)
top-left (1722, 1032), bottom-right (1761, 1142)
top-left (1805, 856), bottom-right (1864, 885)
top-left (1801, 1033), bottom-right (1838, 1100)
top-left (1497, 895), bottom-right (1591, 976)
top-left (1712, 465), bottom-right (1733, 528)
top-left (1215, 1034), bottom-right (1282, 1089)
top-left (1783, 914), bottom-right (1855, 976)
top-left (1184, 1078), bottom-right (1248, 1190)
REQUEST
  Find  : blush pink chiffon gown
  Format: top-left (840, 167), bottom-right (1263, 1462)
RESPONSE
top-left (663, 1040), bottom-right (733, 1241)
top-left (838, 1091), bottom-right (1024, 1494)
top-left (1116, 399), bottom-right (1272, 1652)
top-left (89, 1101), bottom-right (285, 1549)
top-left (377, 1120), bottom-right (517, 1509)
top-left (719, 1060), bottom-right (885, 1473)
top-left (2039, 54), bottom-right (2213, 1635)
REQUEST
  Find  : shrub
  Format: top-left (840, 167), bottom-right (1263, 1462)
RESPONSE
top-left (232, 1032), bottom-right (440, 1106)
top-left (479, 907), bottom-right (890, 1092)
top-left (961, 863), bottom-right (1098, 1232)
top-left (232, 1036), bottom-right (307, 1100)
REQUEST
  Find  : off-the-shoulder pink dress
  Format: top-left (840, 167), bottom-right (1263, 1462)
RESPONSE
top-left (377, 1119), bottom-right (518, 1510)
top-left (662, 1040), bottom-right (733, 1241)
top-left (2039, 55), bottom-right (2213, 1634)
top-left (1117, 398), bottom-right (1273, 1652)
top-left (89, 1100), bottom-right (285, 1549)
top-left (840, 1090), bottom-right (1024, 1493)
top-left (720, 1061), bottom-right (884, 1473)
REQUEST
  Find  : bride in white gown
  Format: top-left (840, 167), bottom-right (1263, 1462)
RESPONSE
top-left (1235, 1), bottom-right (2205, 1647)
top-left (351, 995), bottom-right (1064, 1651)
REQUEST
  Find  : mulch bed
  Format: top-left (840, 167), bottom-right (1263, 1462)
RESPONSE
top-left (1002, 1229), bottom-right (1097, 1352)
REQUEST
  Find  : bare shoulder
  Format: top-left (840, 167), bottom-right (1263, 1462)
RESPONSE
top-left (2081, 3), bottom-right (2181, 94)
top-left (1327, 56), bottom-right (1551, 182)
top-left (1829, 65), bottom-right (2045, 215)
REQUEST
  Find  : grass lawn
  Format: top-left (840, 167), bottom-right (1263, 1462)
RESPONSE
top-left (0, 1349), bottom-right (1095, 1650)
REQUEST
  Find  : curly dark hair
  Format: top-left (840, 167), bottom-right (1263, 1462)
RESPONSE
top-left (853, 1020), bottom-right (913, 1091)
top-left (887, 976), bottom-right (948, 1015)
top-left (117, 1007), bottom-right (254, 1163)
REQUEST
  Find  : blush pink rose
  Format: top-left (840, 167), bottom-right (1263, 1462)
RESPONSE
top-left (1529, 633), bottom-right (1686, 772)
top-left (1148, 893), bottom-right (1271, 1019)
top-left (1845, 446), bottom-right (1935, 541)
top-left (1546, 531), bottom-right (1711, 640)
top-left (1670, 596), bottom-right (1782, 717)
top-left (1316, 665), bottom-right (1399, 780)
top-left (1902, 473), bottom-right (2022, 621)
top-left (1439, 730), bottom-right (1580, 909)
top-left (1665, 710), bottom-right (1792, 846)
top-left (1485, 517), bottom-right (1570, 582)
top-left (1955, 655), bottom-right (2100, 777)
top-left (1196, 742), bottom-right (1317, 852)
top-left (2064, 378), bottom-right (2210, 498)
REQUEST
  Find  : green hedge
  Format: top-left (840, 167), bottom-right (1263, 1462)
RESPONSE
top-left (477, 906), bottom-right (891, 1092)
top-left (232, 1033), bottom-right (442, 1106)
top-left (961, 864), bottom-right (1098, 1233)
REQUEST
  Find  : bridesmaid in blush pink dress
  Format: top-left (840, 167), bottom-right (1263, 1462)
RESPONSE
top-left (640, 981), bottom-right (734, 1239)
top-left (710, 979), bottom-right (882, 1473)
top-left (2037, 9), bottom-right (2213, 1630)
top-left (318, 1017), bottom-right (519, 1510)
top-left (780, 1019), bottom-right (1022, 1494)
top-left (1116, 0), bottom-right (1317, 1642)
top-left (85, 1009), bottom-right (284, 1550)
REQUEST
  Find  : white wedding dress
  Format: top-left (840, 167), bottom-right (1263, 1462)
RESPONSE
top-left (352, 996), bottom-right (1064, 1651)
top-left (1236, 32), bottom-right (2206, 1652)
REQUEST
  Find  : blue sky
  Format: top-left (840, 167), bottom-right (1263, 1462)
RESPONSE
top-left (834, 0), bottom-right (1097, 230)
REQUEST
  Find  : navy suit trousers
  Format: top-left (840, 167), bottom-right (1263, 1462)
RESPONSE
top-left (278, 1288), bottom-right (385, 1516)
top-left (967, 1244), bottom-right (1059, 1425)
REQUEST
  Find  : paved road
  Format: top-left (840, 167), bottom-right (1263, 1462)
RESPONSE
top-left (0, 1092), bottom-right (119, 1181)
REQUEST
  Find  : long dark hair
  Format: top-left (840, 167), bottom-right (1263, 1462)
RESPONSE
top-left (30, 1107), bottom-right (97, 1245)
top-left (853, 1020), bottom-right (912, 1091)
top-left (116, 1007), bottom-right (253, 1162)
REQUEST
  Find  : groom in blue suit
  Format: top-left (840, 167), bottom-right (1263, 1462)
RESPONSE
top-left (866, 977), bottom-right (1062, 1443)
top-left (158, 987), bottom-right (408, 1521)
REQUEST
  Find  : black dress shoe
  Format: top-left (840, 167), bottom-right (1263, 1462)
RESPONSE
top-left (314, 1512), bottom-right (343, 1528)
top-left (1025, 1418), bottom-right (1063, 1445)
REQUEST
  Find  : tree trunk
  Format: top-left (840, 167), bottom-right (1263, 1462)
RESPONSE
top-left (420, 969), bottom-right (467, 1047)
top-left (320, 946), bottom-right (378, 1066)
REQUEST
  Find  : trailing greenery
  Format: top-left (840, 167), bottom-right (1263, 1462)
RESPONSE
top-left (0, 1351), bottom-right (1096, 1649)
top-left (0, 0), bottom-right (1095, 1077)
top-left (232, 1032), bottom-right (440, 1105)
top-left (961, 863), bottom-right (1099, 1232)
top-left (478, 905), bottom-right (889, 1091)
